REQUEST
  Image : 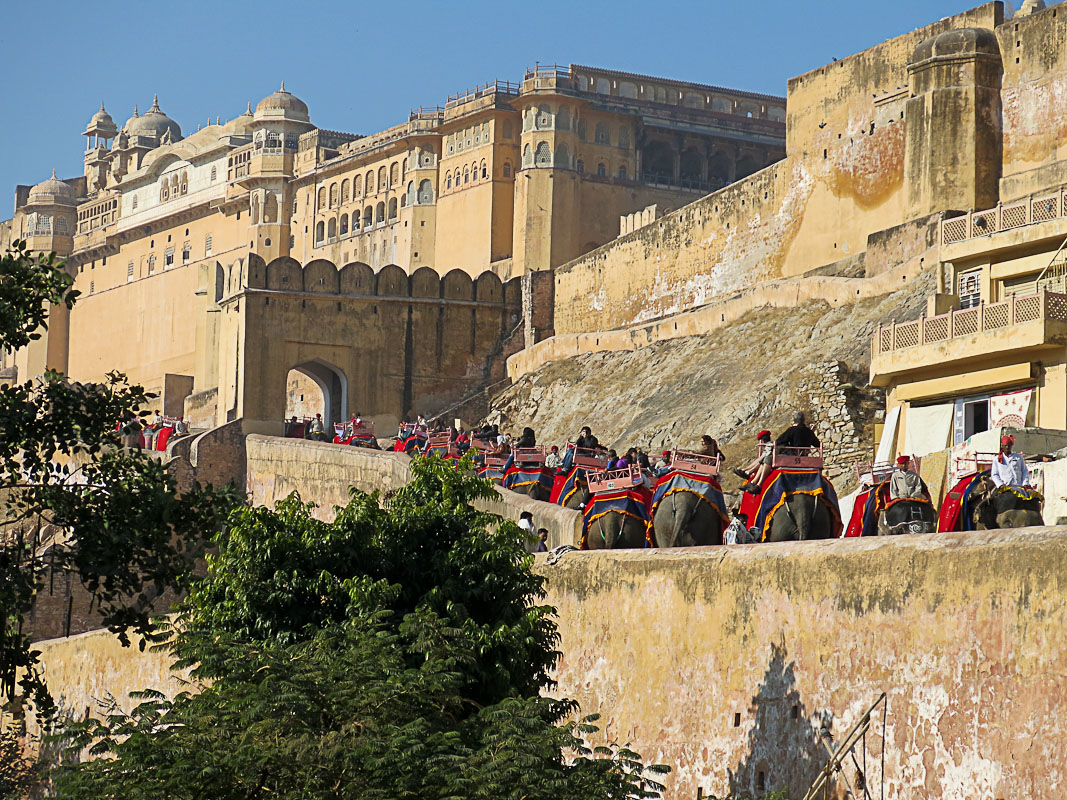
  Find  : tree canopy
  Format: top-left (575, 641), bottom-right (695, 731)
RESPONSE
top-left (53, 455), bottom-right (670, 800)
top-left (0, 240), bottom-right (237, 717)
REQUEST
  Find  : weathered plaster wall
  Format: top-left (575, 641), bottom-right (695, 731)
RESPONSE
top-left (30, 528), bottom-right (1067, 800)
top-left (539, 529), bottom-right (1067, 800)
top-left (998, 4), bottom-right (1067, 200)
top-left (551, 4), bottom-right (1002, 335)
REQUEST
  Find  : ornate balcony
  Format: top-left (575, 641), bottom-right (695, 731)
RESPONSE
top-left (870, 289), bottom-right (1067, 386)
top-left (940, 187), bottom-right (1067, 246)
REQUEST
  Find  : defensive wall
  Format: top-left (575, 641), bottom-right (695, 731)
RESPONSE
top-left (29, 527), bottom-right (1067, 799)
top-left (208, 254), bottom-right (523, 435)
top-left (244, 435), bottom-right (583, 546)
top-left (545, 2), bottom-right (1067, 337)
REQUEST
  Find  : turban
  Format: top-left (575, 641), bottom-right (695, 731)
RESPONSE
top-left (757, 430), bottom-right (771, 440)
top-left (662, 450), bottom-right (671, 457)
top-left (896, 455), bottom-right (910, 465)
top-left (1001, 435), bottom-right (1015, 447)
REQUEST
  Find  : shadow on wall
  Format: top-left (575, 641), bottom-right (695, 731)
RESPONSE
top-left (719, 643), bottom-right (832, 800)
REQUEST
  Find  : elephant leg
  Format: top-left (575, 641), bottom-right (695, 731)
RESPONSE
top-left (652, 494), bottom-right (684, 548)
top-left (766, 513), bottom-right (798, 542)
top-left (791, 494), bottom-right (819, 540)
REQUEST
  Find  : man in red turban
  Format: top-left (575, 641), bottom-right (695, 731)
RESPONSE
top-left (991, 434), bottom-right (1028, 489)
top-left (889, 454), bottom-right (924, 500)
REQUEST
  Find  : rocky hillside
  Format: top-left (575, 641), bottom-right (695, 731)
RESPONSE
top-left (487, 270), bottom-right (934, 496)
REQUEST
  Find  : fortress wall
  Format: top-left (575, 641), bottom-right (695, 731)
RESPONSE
top-left (551, 4), bottom-right (1001, 336)
top-left (539, 528), bottom-right (1067, 800)
top-left (29, 527), bottom-right (1067, 799)
top-left (998, 5), bottom-right (1067, 199)
top-left (244, 435), bottom-right (582, 546)
top-left (66, 259), bottom-right (199, 395)
top-left (510, 259), bottom-right (930, 379)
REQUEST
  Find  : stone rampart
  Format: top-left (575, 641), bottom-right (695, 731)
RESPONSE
top-left (244, 435), bottom-right (582, 546)
top-left (29, 528), bottom-right (1067, 800)
top-left (539, 528), bottom-right (1067, 800)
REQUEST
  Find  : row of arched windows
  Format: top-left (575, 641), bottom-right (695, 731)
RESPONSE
top-left (443, 159), bottom-right (512, 191)
top-left (314, 199), bottom-right (402, 244)
top-left (317, 160), bottom-right (407, 210)
top-left (160, 170), bottom-right (189, 203)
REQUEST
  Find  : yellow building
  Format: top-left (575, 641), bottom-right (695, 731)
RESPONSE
top-left (1, 67), bottom-right (784, 430)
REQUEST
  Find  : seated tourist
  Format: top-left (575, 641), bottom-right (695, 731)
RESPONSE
top-left (575, 426), bottom-right (599, 451)
top-left (696, 434), bottom-right (726, 463)
top-left (544, 445), bottom-right (562, 470)
top-left (776, 411), bottom-right (820, 452)
top-left (655, 450), bottom-right (671, 472)
top-left (307, 413), bottom-right (325, 441)
top-left (991, 435), bottom-right (1029, 489)
top-left (516, 426), bottom-right (536, 449)
top-left (173, 416), bottom-right (189, 437)
top-left (738, 430), bottom-right (774, 495)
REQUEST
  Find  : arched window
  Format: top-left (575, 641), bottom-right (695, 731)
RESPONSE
top-left (407, 181), bottom-right (415, 204)
top-left (536, 105), bottom-right (552, 129)
top-left (148, 254), bottom-right (156, 273)
top-left (341, 179), bottom-right (350, 204)
top-left (502, 120), bottom-right (513, 139)
top-left (390, 162), bottom-right (399, 185)
top-left (618, 127), bottom-right (630, 149)
top-left (327, 218), bottom-right (337, 239)
top-left (366, 171), bottom-right (374, 193)
top-left (577, 120), bottom-right (587, 141)
top-left (446, 173), bottom-right (452, 189)
top-left (210, 165), bottom-right (217, 181)
top-left (463, 168), bottom-right (469, 184)
top-left (375, 202), bottom-right (385, 223)
top-left (556, 107), bottom-right (570, 130)
top-left (388, 198), bottom-right (397, 218)
top-left (315, 221), bottom-right (324, 242)
top-left (418, 179), bottom-right (433, 204)
top-left (180, 171), bottom-right (188, 194)
top-left (576, 159), bottom-right (584, 174)
top-left (317, 187), bottom-right (326, 209)
top-left (595, 123), bottom-right (609, 144)
top-left (132, 195), bottom-right (138, 210)
top-left (363, 206), bottom-right (373, 227)
top-left (535, 141), bottom-right (551, 166)
top-left (56, 217), bottom-right (68, 234)
top-left (555, 144), bottom-right (569, 168)
top-left (480, 160), bottom-right (487, 179)
top-left (522, 143), bottom-right (533, 168)
top-left (377, 166), bottom-right (386, 189)
top-left (618, 165), bottom-right (627, 179)
top-left (503, 161), bottom-right (512, 178)
top-left (471, 162), bottom-right (478, 180)
top-left (597, 162), bottom-right (606, 177)
top-left (329, 183), bottom-right (338, 207)
top-left (401, 158), bottom-right (407, 175)
top-left (523, 107), bottom-right (534, 132)
top-left (339, 214), bottom-right (349, 235)
top-left (354, 174), bottom-right (363, 195)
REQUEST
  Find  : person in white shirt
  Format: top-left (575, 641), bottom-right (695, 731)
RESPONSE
top-left (991, 435), bottom-right (1029, 489)
top-left (517, 511), bottom-right (537, 552)
top-left (544, 446), bottom-right (562, 470)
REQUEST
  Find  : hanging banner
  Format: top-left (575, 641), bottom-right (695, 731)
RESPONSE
top-left (989, 388), bottom-right (1032, 429)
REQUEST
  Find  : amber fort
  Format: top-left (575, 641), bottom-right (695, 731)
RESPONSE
top-left (12, 1), bottom-right (1067, 797)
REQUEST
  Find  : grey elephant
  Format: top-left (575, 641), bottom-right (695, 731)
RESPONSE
top-left (877, 497), bottom-right (937, 535)
top-left (971, 475), bottom-right (1044, 529)
top-left (652, 492), bottom-right (727, 547)
top-left (583, 511), bottom-right (648, 549)
top-left (763, 493), bottom-right (838, 542)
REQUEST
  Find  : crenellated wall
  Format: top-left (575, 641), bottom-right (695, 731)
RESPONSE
top-left (206, 254), bottom-right (522, 433)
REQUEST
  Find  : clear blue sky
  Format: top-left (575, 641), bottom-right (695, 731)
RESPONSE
top-left (0, 0), bottom-right (1023, 206)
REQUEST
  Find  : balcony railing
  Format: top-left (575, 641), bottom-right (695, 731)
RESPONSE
top-left (873, 289), bottom-right (1067, 354)
top-left (445, 81), bottom-right (520, 108)
top-left (940, 186), bottom-right (1067, 246)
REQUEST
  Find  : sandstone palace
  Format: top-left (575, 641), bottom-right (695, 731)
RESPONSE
top-left (0, 67), bottom-right (784, 434)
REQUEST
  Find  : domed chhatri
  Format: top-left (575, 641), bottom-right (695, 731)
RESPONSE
top-left (124, 95), bottom-right (183, 142)
top-left (87, 102), bottom-right (116, 130)
top-left (254, 81), bottom-right (310, 122)
top-left (911, 26), bottom-right (1001, 64)
top-left (28, 169), bottom-right (75, 205)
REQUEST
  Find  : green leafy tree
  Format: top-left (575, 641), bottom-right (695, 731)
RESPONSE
top-left (53, 455), bottom-right (670, 799)
top-left (0, 240), bottom-right (238, 718)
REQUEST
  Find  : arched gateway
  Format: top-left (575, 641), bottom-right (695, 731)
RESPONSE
top-left (211, 254), bottom-right (520, 436)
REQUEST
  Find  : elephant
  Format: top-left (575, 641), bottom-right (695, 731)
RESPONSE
top-left (971, 475), bottom-right (1044, 529)
top-left (652, 492), bottom-right (726, 547)
top-left (560, 483), bottom-right (590, 511)
top-left (877, 498), bottom-right (937, 536)
top-left (583, 511), bottom-right (648, 549)
top-left (763, 493), bottom-right (837, 542)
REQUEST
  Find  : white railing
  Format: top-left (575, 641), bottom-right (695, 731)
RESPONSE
top-left (873, 289), bottom-right (1067, 354)
top-left (941, 187), bottom-right (1067, 245)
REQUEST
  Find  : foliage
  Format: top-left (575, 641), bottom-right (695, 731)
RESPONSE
top-left (53, 455), bottom-right (670, 799)
top-left (0, 723), bottom-right (38, 798)
top-left (0, 241), bottom-right (239, 719)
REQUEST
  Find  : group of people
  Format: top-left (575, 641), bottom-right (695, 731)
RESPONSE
top-left (291, 412), bottom-right (372, 443)
top-left (120, 410), bottom-right (189, 450)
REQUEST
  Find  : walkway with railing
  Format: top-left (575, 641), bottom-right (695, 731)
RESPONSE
top-left (874, 289), bottom-right (1067, 354)
top-left (941, 186), bottom-right (1067, 246)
